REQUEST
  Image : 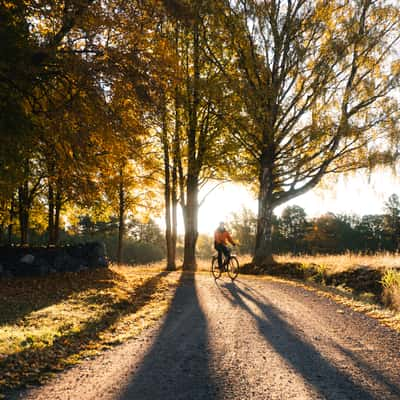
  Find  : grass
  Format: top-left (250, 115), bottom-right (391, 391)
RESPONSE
top-left (274, 253), bottom-right (400, 305)
top-left (275, 252), bottom-right (400, 274)
top-left (0, 263), bottom-right (181, 394)
top-left (381, 269), bottom-right (400, 310)
top-left (232, 252), bottom-right (400, 331)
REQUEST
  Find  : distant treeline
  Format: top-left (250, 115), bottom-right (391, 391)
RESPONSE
top-left (0, 216), bottom-right (165, 265)
top-left (227, 194), bottom-right (400, 255)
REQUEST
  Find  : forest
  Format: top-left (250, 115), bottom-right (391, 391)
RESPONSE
top-left (1, 0), bottom-right (400, 269)
top-left (228, 193), bottom-right (400, 256)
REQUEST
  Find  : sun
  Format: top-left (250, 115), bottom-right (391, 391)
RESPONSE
top-left (198, 183), bottom-right (257, 235)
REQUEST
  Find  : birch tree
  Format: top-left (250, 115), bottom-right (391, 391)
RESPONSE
top-left (211, 0), bottom-right (400, 265)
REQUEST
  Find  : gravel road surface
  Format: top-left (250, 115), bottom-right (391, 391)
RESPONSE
top-left (10, 273), bottom-right (400, 400)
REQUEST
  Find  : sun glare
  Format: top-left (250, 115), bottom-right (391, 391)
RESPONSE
top-left (196, 168), bottom-right (400, 235)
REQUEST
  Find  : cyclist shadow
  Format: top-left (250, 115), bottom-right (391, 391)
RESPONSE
top-left (221, 281), bottom-right (390, 400)
top-left (117, 273), bottom-right (220, 400)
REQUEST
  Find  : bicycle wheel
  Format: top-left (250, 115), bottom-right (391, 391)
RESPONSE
top-left (211, 256), bottom-right (222, 279)
top-left (227, 256), bottom-right (239, 280)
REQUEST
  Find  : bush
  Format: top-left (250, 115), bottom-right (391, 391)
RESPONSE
top-left (381, 269), bottom-right (400, 311)
top-left (122, 241), bottom-right (165, 264)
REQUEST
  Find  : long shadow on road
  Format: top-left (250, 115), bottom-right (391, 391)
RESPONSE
top-left (3, 271), bottom-right (171, 397)
top-left (118, 273), bottom-right (220, 400)
top-left (222, 281), bottom-right (396, 400)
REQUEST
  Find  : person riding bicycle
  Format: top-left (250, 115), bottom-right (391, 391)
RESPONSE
top-left (214, 221), bottom-right (236, 269)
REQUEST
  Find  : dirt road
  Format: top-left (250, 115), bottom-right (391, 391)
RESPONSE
top-left (10, 273), bottom-right (400, 400)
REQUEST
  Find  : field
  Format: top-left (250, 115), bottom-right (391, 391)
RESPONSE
top-left (275, 252), bottom-right (400, 274)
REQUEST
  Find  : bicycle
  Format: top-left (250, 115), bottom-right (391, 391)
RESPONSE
top-left (211, 250), bottom-right (240, 280)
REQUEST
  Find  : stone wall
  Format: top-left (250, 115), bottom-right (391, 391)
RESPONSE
top-left (0, 242), bottom-right (108, 278)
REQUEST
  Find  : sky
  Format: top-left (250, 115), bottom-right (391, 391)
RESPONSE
top-left (196, 167), bottom-right (400, 235)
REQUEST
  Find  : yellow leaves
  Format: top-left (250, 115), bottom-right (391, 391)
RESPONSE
top-left (391, 60), bottom-right (400, 77)
top-left (3, 1), bottom-right (15, 9)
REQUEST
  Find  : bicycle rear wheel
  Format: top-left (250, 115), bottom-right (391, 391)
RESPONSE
top-left (211, 256), bottom-right (222, 279)
top-left (227, 256), bottom-right (239, 280)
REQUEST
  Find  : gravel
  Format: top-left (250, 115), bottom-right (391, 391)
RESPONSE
top-left (9, 273), bottom-right (400, 400)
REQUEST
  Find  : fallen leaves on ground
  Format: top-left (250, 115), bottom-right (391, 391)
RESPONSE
top-left (0, 264), bottom-right (180, 394)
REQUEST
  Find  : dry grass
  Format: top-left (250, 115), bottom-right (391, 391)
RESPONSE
top-left (381, 269), bottom-right (400, 310)
top-left (275, 252), bottom-right (400, 274)
top-left (265, 253), bottom-right (400, 327)
top-left (0, 263), bottom-right (180, 393)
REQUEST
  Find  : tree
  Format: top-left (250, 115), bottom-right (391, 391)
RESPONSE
top-left (210, 0), bottom-right (400, 265)
top-left (279, 205), bottom-right (308, 253)
top-left (304, 213), bottom-right (341, 253)
top-left (356, 214), bottom-right (385, 252)
top-left (383, 193), bottom-right (400, 251)
top-left (159, 6), bottom-right (236, 270)
top-left (228, 207), bottom-right (257, 254)
top-left (0, 0), bottom-right (108, 245)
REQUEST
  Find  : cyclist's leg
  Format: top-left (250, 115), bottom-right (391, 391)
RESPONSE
top-left (221, 244), bottom-right (230, 263)
top-left (215, 243), bottom-right (223, 268)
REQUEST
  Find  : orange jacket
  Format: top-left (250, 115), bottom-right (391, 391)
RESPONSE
top-left (214, 229), bottom-right (235, 246)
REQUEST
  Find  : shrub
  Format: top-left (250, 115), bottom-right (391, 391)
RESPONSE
top-left (103, 237), bottom-right (165, 265)
top-left (381, 269), bottom-right (400, 311)
top-left (122, 241), bottom-right (165, 264)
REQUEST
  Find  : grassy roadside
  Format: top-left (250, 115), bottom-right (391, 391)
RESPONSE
top-left (238, 253), bottom-right (400, 333)
top-left (0, 264), bottom-right (181, 395)
top-left (245, 273), bottom-right (400, 334)
top-left (275, 253), bottom-right (400, 311)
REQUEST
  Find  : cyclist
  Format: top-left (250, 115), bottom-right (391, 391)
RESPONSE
top-left (214, 221), bottom-right (236, 269)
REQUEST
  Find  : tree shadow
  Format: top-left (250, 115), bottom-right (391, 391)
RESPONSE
top-left (334, 343), bottom-right (400, 398)
top-left (3, 271), bottom-right (170, 394)
top-left (0, 268), bottom-right (123, 326)
top-left (222, 281), bottom-right (384, 400)
top-left (117, 272), bottom-right (221, 400)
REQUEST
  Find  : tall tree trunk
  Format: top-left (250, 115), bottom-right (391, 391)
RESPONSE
top-left (18, 182), bottom-right (30, 246)
top-left (54, 181), bottom-right (62, 245)
top-left (171, 162), bottom-right (178, 266)
top-left (8, 194), bottom-right (15, 245)
top-left (161, 98), bottom-right (176, 271)
top-left (182, 15), bottom-right (200, 270)
top-left (48, 182), bottom-right (55, 246)
top-left (183, 177), bottom-right (198, 270)
top-left (117, 167), bottom-right (125, 264)
top-left (170, 25), bottom-right (180, 268)
top-left (253, 154), bottom-right (275, 266)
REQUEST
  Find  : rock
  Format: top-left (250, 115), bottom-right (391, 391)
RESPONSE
top-left (92, 242), bottom-right (106, 257)
top-left (54, 252), bottom-right (77, 271)
top-left (36, 258), bottom-right (51, 276)
top-left (97, 256), bottom-right (109, 268)
top-left (20, 254), bottom-right (35, 264)
top-left (0, 241), bottom-right (108, 278)
top-left (16, 262), bottom-right (34, 277)
top-left (4, 270), bottom-right (12, 278)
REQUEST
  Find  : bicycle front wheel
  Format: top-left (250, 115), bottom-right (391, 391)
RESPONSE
top-left (211, 256), bottom-right (222, 279)
top-left (227, 256), bottom-right (239, 280)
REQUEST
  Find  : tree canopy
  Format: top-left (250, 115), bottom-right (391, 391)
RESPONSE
top-left (1, 0), bottom-right (399, 268)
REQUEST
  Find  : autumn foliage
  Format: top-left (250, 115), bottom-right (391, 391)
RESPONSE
top-left (1, 0), bottom-right (400, 267)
